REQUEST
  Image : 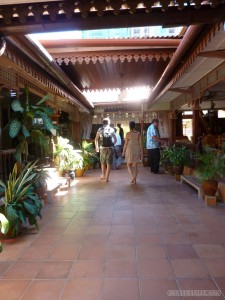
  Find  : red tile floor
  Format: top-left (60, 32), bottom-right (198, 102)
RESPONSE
top-left (1, 165), bottom-right (225, 299)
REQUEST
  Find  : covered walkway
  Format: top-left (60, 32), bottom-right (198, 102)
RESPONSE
top-left (1, 166), bottom-right (225, 299)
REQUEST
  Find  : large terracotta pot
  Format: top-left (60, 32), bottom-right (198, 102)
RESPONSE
top-left (165, 164), bottom-right (174, 175)
top-left (201, 181), bottom-right (218, 196)
top-left (173, 165), bottom-right (183, 175)
top-left (75, 169), bottom-right (85, 177)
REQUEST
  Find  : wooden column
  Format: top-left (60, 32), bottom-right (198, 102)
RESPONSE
top-left (140, 104), bottom-right (144, 138)
top-left (176, 112), bottom-right (183, 137)
top-left (169, 111), bottom-right (177, 145)
top-left (72, 121), bottom-right (81, 143)
top-left (192, 101), bottom-right (201, 144)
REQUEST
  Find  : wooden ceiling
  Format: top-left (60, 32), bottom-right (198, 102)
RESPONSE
top-left (40, 37), bottom-right (178, 92)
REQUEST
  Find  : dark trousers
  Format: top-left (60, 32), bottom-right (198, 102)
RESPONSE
top-left (149, 148), bottom-right (160, 173)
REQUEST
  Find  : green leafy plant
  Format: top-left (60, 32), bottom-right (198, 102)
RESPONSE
top-left (0, 162), bottom-right (42, 238)
top-left (54, 137), bottom-right (76, 171)
top-left (8, 86), bottom-right (57, 162)
top-left (161, 146), bottom-right (173, 166)
top-left (195, 149), bottom-right (225, 182)
top-left (33, 168), bottom-right (50, 189)
top-left (168, 145), bottom-right (188, 166)
top-left (0, 213), bottom-right (9, 252)
top-left (81, 140), bottom-right (98, 169)
top-left (142, 134), bottom-right (147, 149)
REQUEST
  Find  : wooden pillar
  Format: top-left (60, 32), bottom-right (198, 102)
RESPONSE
top-left (169, 111), bottom-right (177, 145)
top-left (140, 104), bottom-right (144, 138)
top-left (192, 101), bottom-right (201, 144)
top-left (176, 112), bottom-right (183, 137)
top-left (72, 121), bottom-right (81, 143)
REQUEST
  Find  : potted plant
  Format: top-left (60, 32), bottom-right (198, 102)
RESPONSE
top-left (81, 140), bottom-right (98, 170)
top-left (169, 145), bottom-right (188, 175)
top-left (0, 162), bottom-right (42, 238)
top-left (8, 86), bottom-right (57, 163)
top-left (161, 146), bottom-right (173, 174)
top-left (54, 136), bottom-right (74, 176)
top-left (195, 149), bottom-right (225, 196)
top-left (72, 150), bottom-right (85, 177)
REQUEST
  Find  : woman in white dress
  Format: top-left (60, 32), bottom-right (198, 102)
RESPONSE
top-left (122, 121), bottom-right (142, 184)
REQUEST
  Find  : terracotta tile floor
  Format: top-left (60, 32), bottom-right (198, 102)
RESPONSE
top-left (1, 165), bottom-right (225, 299)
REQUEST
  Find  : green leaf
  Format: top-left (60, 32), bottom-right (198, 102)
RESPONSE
top-left (22, 125), bottom-right (30, 138)
top-left (11, 99), bottom-right (24, 113)
top-left (11, 221), bottom-right (19, 238)
top-left (36, 94), bottom-right (49, 105)
top-left (28, 215), bottom-right (37, 227)
top-left (6, 205), bottom-right (19, 226)
top-left (18, 210), bottom-right (26, 226)
top-left (9, 119), bottom-right (22, 138)
top-left (23, 201), bottom-right (38, 216)
top-left (14, 148), bottom-right (22, 163)
top-left (38, 113), bottom-right (54, 132)
top-left (0, 179), bottom-right (6, 189)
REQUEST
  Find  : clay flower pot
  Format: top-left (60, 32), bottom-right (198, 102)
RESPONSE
top-left (201, 181), bottom-right (218, 196)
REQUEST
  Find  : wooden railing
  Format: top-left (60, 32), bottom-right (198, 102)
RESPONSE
top-left (0, 149), bottom-right (16, 182)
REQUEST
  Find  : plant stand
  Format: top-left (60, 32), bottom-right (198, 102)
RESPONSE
top-left (175, 174), bottom-right (181, 181)
top-left (218, 182), bottom-right (225, 202)
top-left (205, 195), bottom-right (217, 206)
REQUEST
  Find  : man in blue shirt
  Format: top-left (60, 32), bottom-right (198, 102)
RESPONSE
top-left (146, 119), bottom-right (163, 174)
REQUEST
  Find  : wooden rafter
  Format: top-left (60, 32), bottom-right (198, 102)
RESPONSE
top-left (169, 88), bottom-right (192, 94)
top-left (198, 50), bottom-right (225, 59)
top-left (0, 2), bottom-right (224, 35)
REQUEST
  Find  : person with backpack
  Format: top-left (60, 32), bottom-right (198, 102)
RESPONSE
top-left (95, 117), bottom-right (117, 182)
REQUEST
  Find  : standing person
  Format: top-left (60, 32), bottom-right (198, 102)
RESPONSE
top-left (122, 121), bottom-right (142, 184)
top-left (112, 128), bottom-right (122, 169)
top-left (117, 123), bottom-right (124, 147)
top-left (146, 118), bottom-right (163, 174)
top-left (95, 118), bottom-right (117, 182)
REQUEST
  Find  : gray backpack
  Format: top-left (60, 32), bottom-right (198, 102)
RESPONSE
top-left (100, 127), bottom-right (113, 147)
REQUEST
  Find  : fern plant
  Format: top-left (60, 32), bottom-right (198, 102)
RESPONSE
top-left (8, 87), bottom-right (57, 162)
top-left (195, 149), bottom-right (225, 182)
top-left (169, 145), bottom-right (188, 166)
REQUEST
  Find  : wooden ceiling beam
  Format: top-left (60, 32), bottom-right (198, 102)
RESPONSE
top-left (0, 5), bottom-right (224, 35)
top-left (169, 88), bottom-right (192, 94)
top-left (40, 38), bottom-right (181, 48)
top-left (198, 50), bottom-right (225, 59)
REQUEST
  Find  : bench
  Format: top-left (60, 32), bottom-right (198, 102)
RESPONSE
top-left (180, 175), bottom-right (204, 199)
top-left (46, 182), bottom-right (61, 203)
top-left (43, 168), bottom-right (71, 203)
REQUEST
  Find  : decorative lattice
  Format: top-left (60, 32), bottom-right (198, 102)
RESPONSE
top-left (0, 66), bottom-right (17, 85)
top-left (56, 51), bottom-right (173, 65)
